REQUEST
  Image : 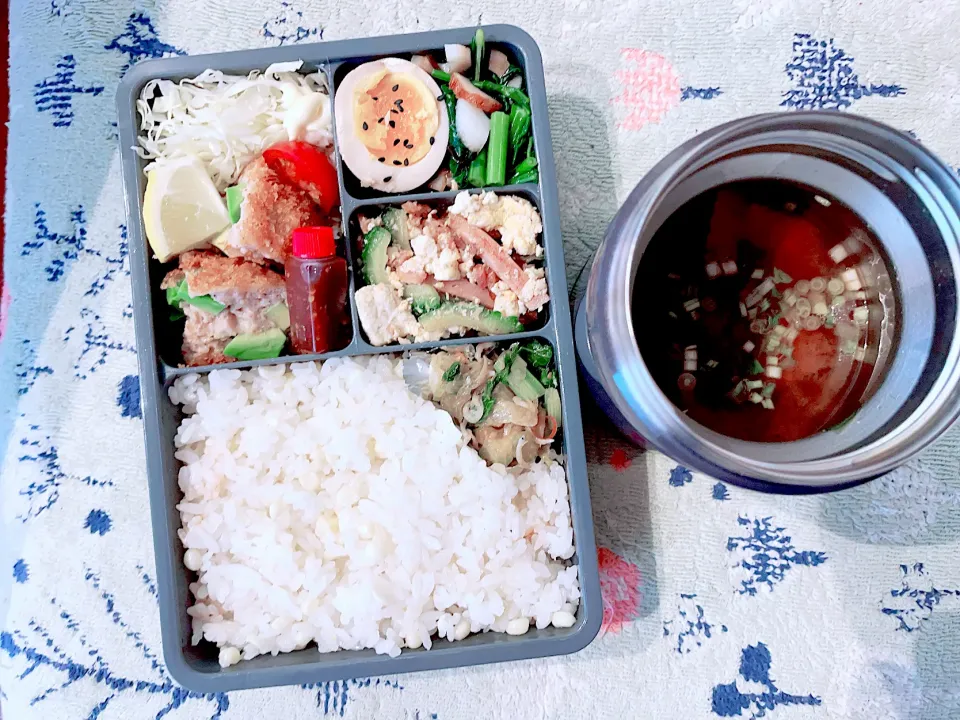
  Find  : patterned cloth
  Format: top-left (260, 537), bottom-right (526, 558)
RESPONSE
top-left (3, 1), bottom-right (960, 718)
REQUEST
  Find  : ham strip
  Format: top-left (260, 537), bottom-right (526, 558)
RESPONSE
top-left (448, 215), bottom-right (528, 295)
top-left (429, 277), bottom-right (495, 308)
top-left (449, 73), bottom-right (503, 113)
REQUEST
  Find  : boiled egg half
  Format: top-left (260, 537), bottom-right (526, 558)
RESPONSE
top-left (335, 58), bottom-right (449, 193)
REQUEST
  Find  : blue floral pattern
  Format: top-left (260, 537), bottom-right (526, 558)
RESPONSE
top-left (712, 643), bottom-right (822, 718)
top-left (727, 516), bottom-right (827, 595)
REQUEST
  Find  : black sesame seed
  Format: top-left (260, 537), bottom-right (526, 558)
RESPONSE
top-left (393, 138), bottom-right (400, 146)
top-left (404, 139), bottom-right (413, 148)
top-left (373, 96), bottom-right (378, 101)
top-left (378, 157), bottom-right (386, 163)
top-left (436, 94), bottom-right (443, 101)
top-left (389, 120), bottom-right (396, 128)
top-left (403, 158), bottom-right (409, 166)
top-left (384, 176), bottom-right (392, 182)
top-left (429, 136), bottom-right (435, 145)
top-left (362, 121), bottom-right (368, 131)
top-left (393, 159), bottom-right (402, 166)
top-left (378, 117), bottom-right (384, 124)
top-left (392, 84), bottom-right (399, 92)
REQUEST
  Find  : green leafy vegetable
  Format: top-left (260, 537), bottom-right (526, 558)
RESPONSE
top-left (498, 65), bottom-right (523, 86)
top-left (473, 80), bottom-right (531, 113)
top-left (467, 150), bottom-right (487, 188)
top-left (480, 343), bottom-right (521, 422)
top-left (443, 362), bottom-right (461, 382)
top-left (502, 86), bottom-right (530, 110)
top-left (509, 169), bottom-right (538, 185)
top-left (486, 111), bottom-right (510, 186)
top-left (441, 86), bottom-right (469, 164)
top-left (539, 368), bottom-right (556, 388)
top-left (512, 156), bottom-right (537, 177)
top-left (449, 156), bottom-right (470, 188)
top-left (520, 340), bottom-right (553, 367)
top-left (470, 27), bottom-right (485, 83)
top-left (509, 105), bottom-right (531, 165)
top-left (431, 69), bottom-right (451, 83)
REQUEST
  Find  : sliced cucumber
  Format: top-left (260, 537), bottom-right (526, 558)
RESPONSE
top-left (223, 328), bottom-right (286, 361)
top-left (265, 302), bottom-right (290, 331)
top-left (506, 356), bottom-right (546, 401)
top-left (382, 208), bottom-right (411, 251)
top-left (403, 284), bottom-right (441, 315)
top-left (417, 301), bottom-right (523, 336)
top-left (544, 387), bottom-right (562, 428)
top-left (361, 226), bottom-right (392, 285)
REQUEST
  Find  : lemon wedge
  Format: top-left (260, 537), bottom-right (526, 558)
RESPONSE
top-left (142, 156), bottom-right (231, 263)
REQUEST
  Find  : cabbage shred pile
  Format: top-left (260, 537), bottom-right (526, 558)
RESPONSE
top-left (136, 61), bottom-right (332, 191)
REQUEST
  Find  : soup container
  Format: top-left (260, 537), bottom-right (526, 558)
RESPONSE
top-left (118, 26), bottom-right (601, 692)
top-left (576, 112), bottom-right (960, 493)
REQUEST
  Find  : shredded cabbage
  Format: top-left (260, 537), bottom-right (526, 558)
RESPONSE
top-left (136, 61), bottom-right (333, 191)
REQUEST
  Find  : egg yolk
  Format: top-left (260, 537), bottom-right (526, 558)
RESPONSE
top-left (353, 70), bottom-right (439, 169)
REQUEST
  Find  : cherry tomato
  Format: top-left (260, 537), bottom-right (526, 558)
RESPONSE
top-left (262, 140), bottom-right (340, 214)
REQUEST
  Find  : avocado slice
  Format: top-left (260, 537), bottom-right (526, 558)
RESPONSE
top-left (265, 303), bottom-right (290, 331)
top-left (223, 328), bottom-right (287, 361)
top-left (225, 183), bottom-right (245, 224)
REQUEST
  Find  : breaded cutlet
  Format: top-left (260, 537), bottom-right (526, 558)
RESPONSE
top-left (161, 250), bottom-right (285, 297)
top-left (219, 156), bottom-right (324, 265)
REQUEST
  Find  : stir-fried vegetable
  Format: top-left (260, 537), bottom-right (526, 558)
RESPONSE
top-left (416, 342), bottom-right (561, 467)
top-left (443, 362), bottom-right (461, 382)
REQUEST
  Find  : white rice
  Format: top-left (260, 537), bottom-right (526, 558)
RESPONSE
top-left (169, 356), bottom-right (580, 667)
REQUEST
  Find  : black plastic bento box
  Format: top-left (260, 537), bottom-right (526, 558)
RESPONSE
top-left (116, 25), bottom-right (601, 692)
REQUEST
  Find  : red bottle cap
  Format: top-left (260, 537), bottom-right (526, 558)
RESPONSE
top-left (292, 226), bottom-right (336, 259)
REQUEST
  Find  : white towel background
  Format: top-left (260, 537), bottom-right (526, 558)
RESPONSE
top-left (3, 1), bottom-right (960, 718)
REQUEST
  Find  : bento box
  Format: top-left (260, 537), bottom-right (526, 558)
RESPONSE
top-left (117, 25), bottom-right (601, 693)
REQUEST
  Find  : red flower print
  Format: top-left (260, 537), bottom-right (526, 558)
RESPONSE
top-left (597, 546), bottom-right (642, 633)
top-left (611, 49), bottom-right (681, 130)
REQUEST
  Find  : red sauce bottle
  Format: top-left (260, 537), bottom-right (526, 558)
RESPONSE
top-left (285, 226), bottom-right (349, 354)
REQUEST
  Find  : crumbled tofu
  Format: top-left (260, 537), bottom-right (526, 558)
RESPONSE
top-left (411, 233), bottom-right (437, 259)
top-left (410, 233), bottom-right (462, 281)
top-left (355, 283), bottom-right (421, 346)
top-left (397, 255), bottom-right (427, 277)
top-left (519, 267), bottom-right (548, 311)
top-left (449, 190), bottom-right (543, 257)
top-left (359, 215), bottom-right (383, 234)
top-left (493, 288), bottom-right (520, 317)
top-left (434, 248), bottom-right (461, 280)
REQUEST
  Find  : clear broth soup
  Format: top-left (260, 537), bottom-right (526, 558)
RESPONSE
top-left (634, 179), bottom-right (897, 443)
